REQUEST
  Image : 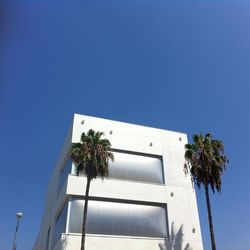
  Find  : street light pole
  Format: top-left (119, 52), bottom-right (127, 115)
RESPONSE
top-left (12, 212), bottom-right (23, 250)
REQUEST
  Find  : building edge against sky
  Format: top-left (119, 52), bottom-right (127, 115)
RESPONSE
top-left (33, 114), bottom-right (203, 250)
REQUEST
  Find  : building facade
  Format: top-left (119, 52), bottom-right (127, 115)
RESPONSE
top-left (33, 114), bottom-right (203, 250)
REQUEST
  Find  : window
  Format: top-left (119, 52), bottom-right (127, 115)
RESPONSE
top-left (45, 227), bottom-right (51, 250)
top-left (68, 197), bottom-right (167, 238)
top-left (58, 160), bottom-right (72, 195)
top-left (53, 202), bottom-right (68, 247)
top-left (108, 151), bottom-right (164, 184)
top-left (72, 151), bottom-right (164, 184)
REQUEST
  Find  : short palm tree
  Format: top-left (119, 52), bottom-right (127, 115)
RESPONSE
top-left (70, 129), bottom-right (114, 250)
top-left (184, 133), bottom-right (228, 250)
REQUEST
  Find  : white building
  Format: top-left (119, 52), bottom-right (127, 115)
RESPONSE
top-left (33, 114), bottom-right (203, 250)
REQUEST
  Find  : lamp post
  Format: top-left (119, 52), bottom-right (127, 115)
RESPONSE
top-left (12, 212), bottom-right (23, 250)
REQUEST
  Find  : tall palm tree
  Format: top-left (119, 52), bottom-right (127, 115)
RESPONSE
top-left (70, 129), bottom-right (114, 250)
top-left (184, 133), bottom-right (228, 250)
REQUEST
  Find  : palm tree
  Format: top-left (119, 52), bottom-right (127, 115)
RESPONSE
top-left (184, 133), bottom-right (228, 250)
top-left (70, 129), bottom-right (114, 250)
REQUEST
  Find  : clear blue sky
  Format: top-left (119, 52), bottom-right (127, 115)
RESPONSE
top-left (1, 0), bottom-right (250, 249)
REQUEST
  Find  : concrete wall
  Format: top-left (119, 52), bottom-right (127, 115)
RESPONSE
top-left (54, 234), bottom-right (166, 250)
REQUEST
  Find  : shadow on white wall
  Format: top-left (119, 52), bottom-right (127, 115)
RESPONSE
top-left (159, 223), bottom-right (192, 250)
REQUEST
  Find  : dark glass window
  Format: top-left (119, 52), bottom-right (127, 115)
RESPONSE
top-left (53, 202), bottom-right (68, 247)
top-left (58, 160), bottom-right (72, 194)
top-left (45, 227), bottom-right (51, 250)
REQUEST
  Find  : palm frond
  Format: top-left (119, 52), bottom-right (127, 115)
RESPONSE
top-left (184, 133), bottom-right (228, 193)
top-left (70, 129), bottom-right (114, 180)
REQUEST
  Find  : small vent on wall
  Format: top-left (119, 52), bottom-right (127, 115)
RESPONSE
top-left (109, 130), bottom-right (113, 135)
top-left (81, 120), bottom-right (84, 125)
top-left (149, 142), bottom-right (153, 147)
top-left (170, 192), bottom-right (174, 197)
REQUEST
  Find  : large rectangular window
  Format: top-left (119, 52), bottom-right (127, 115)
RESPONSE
top-left (72, 151), bottom-right (164, 184)
top-left (108, 151), bottom-right (164, 184)
top-left (68, 197), bottom-right (167, 238)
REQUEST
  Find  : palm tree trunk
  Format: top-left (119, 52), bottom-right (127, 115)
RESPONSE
top-left (80, 177), bottom-right (91, 250)
top-left (205, 184), bottom-right (216, 250)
